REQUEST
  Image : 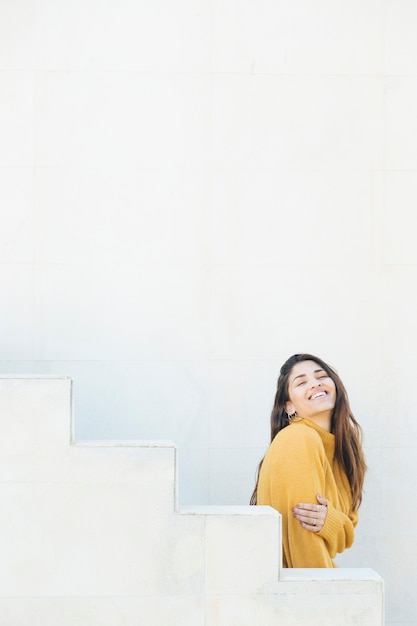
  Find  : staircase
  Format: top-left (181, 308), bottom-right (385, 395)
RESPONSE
top-left (0, 377), bottom-right (384, 625)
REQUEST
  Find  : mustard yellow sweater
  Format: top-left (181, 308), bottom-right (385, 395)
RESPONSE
top-left (257, 418), bottom-right (358, 568)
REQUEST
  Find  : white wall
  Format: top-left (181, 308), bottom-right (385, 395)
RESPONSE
top-left (0, 1), bottom-right (415, 623)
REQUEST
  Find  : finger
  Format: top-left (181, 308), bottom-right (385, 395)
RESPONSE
top-left (294, 502), bottom-right (321, 511)
top-left (316, 494), bottom-right (328, 508)
top-left (293, 511), bottom-right (325, 525)
top-left (299, 518), bottom-right (322, 533)
top-left (294, 513), bottom-right (313, 524)
top-left (292, 507), bottom-right (325, 529)
top-left (296, 502), bottom-right (326, 513)
top-left (293, 511), bottom-right (327, 531)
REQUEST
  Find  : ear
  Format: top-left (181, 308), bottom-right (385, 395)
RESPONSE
top-left (285, 401), bottom-right (295, 415)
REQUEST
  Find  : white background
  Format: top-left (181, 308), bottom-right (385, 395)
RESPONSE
top-left (0, 1), bottom-right (415, 623)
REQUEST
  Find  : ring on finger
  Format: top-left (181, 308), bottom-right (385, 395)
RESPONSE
top-left (313, 518), bottom-right (317, 526)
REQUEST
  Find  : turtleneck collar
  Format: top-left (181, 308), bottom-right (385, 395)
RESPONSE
top-left (292, 417), bottom-right (335, 461)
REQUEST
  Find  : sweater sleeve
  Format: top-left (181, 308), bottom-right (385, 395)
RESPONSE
top-left (259, 425), bottom-right (356, 568)
top-left (318, 492), bottom-right (358, 557)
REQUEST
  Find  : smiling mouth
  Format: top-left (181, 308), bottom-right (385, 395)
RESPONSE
top-left (310, 391), bottom-right (327, 400)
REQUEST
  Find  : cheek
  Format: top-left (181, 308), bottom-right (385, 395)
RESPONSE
top-left (290, 389), bottom-right (304, 405)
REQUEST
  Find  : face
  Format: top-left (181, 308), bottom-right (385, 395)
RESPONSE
top-left (285, 360), bottom-right (336, 421)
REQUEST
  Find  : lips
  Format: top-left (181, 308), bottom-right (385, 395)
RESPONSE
top-left (310, 391), bottom-right (327, 400)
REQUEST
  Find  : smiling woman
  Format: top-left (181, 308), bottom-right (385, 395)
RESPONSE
top-left (250, 354), bottom-right (367, 568)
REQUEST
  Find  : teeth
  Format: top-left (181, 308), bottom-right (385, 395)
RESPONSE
top-left (311, 391), bottom-right (326, 400)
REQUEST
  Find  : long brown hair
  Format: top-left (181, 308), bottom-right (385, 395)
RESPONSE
top-left (250, 354), bottom-right (367, 509)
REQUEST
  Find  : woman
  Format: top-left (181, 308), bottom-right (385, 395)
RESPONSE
top-left (250, 354), bottom-right (366, 568)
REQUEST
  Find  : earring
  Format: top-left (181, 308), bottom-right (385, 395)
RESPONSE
top-left (287, 411), bottom-right (297, 421)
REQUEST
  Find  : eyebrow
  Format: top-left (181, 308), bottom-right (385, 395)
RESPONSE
top-left (291, 369), bottom-right (326, 383)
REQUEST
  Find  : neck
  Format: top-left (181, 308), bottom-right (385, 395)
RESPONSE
top-left (304, 412), bottom-right (332, 432)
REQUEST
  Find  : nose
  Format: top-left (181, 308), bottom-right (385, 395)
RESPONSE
top-left (310, 379), bottom-right (322, 388)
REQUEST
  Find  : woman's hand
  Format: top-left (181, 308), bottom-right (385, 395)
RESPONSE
top-left (292, 494), bottom-right (328, 533)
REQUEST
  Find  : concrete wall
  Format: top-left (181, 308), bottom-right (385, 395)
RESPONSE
top-left (0, 1), bottom-right (415, 623)
top-left (0, 377), bottom-right (383, 625)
